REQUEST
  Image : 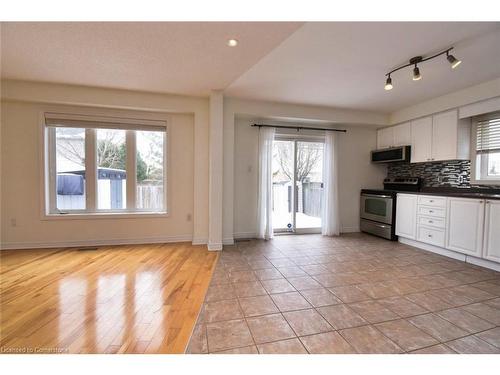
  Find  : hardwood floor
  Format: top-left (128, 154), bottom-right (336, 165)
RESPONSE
top-left (0, 242), bottom-right (218, 354)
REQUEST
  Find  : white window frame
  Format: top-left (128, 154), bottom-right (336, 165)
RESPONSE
top-left (471, 111), bottom-right (500, 185)
top-left (41, 111), bottom-right (169, 219)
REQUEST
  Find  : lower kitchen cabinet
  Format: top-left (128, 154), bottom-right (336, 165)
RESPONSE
top-left (395, 194), bottom-right (417, 239)
top-left (417, 225), bottom-right (445, 247)
top-left (484, 200), bottom-right (500, 262)
top-left (446, 197), bottom-right (484, 257)
top-left (396, 193), bottom-right (500, 270)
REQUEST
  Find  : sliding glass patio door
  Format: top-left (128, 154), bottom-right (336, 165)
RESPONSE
top-left (272, 137), bottom-right (324, 234)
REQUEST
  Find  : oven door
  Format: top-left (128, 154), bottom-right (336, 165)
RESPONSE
top-left (360, 194), bottom-right (393, 225)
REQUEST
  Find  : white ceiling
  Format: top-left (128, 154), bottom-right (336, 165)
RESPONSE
top-left (0, 22), bottom-right (302, 96)
top-left (2, 22), bottom-right (500, 113)
top-left (226, 22), bottom-right (500, 112)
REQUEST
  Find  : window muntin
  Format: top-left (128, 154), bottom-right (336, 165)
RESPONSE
top-left (45, 113), bottom-right (167, 215)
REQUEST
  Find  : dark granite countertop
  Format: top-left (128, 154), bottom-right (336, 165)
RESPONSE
top-left (403, 187), bottom-right (500, 200)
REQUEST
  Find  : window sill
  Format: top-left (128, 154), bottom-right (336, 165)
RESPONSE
top-left (471, 179), bottom-right (500, 186)
top-left (42, 212), bottom-right (169, 221)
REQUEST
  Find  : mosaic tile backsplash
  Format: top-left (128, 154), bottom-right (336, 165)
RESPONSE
top-left (386, 160), bottom-right (500, 189)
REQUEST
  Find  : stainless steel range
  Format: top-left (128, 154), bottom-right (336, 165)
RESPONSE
top-left (360, 178), bottom-right (421, 240)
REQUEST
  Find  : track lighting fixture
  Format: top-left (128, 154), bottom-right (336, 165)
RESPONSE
top-left (447, 51), bottom-right (461, 69)
top-left (384, 75), bottom-right (393, 90)
top-left (384, 47), bottom-right (461, 91)
top-left (412, 66), bottom-right (421, 81)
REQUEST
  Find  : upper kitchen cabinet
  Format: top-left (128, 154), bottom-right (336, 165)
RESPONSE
top-left (376, 122), bottom-right (411, 149)
top-left (432, 110), bottom-right (470, 161)
top-left (411, 116), bottom-right (433, 163)
top-left (393, 122), bottom-right (411, 146)
top-left (377, 127), bottom-right (394, 149)
top-left (410, 109), bottom-right (471, 163)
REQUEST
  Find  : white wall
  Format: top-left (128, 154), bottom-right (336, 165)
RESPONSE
top-left (1, 80), bottom-right (210, 249)
top-left (223, 97), bottom-right (389, 243)
top-left (1, 101), bottom-right (195, 248)
top-left (390, 77), bottom-right (500, 124)
top-left (233, 117), bottom-right (387, 237)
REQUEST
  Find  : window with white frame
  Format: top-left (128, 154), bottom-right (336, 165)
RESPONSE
top-left (44, 113), bottom-right (167, 215)
top-left (474, 111), bottom-right (500, 183)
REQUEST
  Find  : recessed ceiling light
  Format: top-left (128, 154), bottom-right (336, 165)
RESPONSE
top-left (227, 39), bottom-right (238, 47)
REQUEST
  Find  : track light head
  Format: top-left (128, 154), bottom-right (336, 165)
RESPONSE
top-left (447, 53), bottom-right (461, 69)
top-left (384, 76), bottom-right (393, 91)
top-left (412, 66), bottom-right (422, 81)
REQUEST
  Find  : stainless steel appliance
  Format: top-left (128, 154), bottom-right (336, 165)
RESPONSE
top-left (371, 146), bottom-right (411, 163)
top-left (360, 177), bottom-right (421, 240)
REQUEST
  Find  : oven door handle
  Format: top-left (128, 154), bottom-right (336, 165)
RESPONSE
top-left (362, 194), bottom-right (392, 199)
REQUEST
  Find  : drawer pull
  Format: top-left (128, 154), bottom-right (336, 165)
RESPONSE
top-left (429, 200), bottom-right (434, 203)
top-left (428, 234), bottom-right (432, 238)
top-left (429, 210), bottom-right (434, 213)
top-left (428, 220), bottom-right (433, 223)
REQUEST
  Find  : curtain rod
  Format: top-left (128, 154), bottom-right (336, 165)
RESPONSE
top-left (252, 124), bottom-right (347, 133)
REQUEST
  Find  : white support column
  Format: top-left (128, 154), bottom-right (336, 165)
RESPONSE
top-left (192, 107), bottom-right (210, 246)
top-left (208, 90), bottom-right (224, 251)
top-left (222, 105), bottom-right (235, 245)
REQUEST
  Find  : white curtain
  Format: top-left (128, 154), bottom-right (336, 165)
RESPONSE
top-left (322, 131), bottom-right (340, 236)
top-left (256, 127), bottom-right (275, 240)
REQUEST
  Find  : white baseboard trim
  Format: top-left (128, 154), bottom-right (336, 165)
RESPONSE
top-left (0, 234), bottom-right (194, 250)
top-left (222, 237), bottom-right (234, 245)
top-left (399, 237), bottom-right (466, 261)
top-left (208, 242), bottom-right (223, 251)
top-left (191, 237), bottom-right (208, 246)
top-left (465, 255), bottom-right (500, 272)
top-left (399, 237), bottom-right (500, 272)
top-left (234, 232), bottom-right (257, 240)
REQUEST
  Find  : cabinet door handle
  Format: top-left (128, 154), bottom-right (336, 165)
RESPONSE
top-left (429, 200), bottom-right (434, 202)
top-left (428, 234), bottom-right (432, 238)
top-left (429, 210), bottom-right (434, 213)
top-left (428, 220), bottom-right (433, 223)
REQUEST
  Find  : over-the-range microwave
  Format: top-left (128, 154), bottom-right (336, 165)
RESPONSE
top-left (371, 145), bottom-right (411, 163)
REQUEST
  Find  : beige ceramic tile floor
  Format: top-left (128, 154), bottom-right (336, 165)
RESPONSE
top-left (186, 233), bottom-right (500, 354)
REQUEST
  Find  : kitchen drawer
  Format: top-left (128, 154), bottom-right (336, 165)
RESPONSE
top-left (418, 215), bottom-right (445, 229)
top-left (418, 206), bottom-right (446, 218)
top-left (417, 225), bottom-right (445, 247)
top-left (418, 195), bottom-right (447, 208)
